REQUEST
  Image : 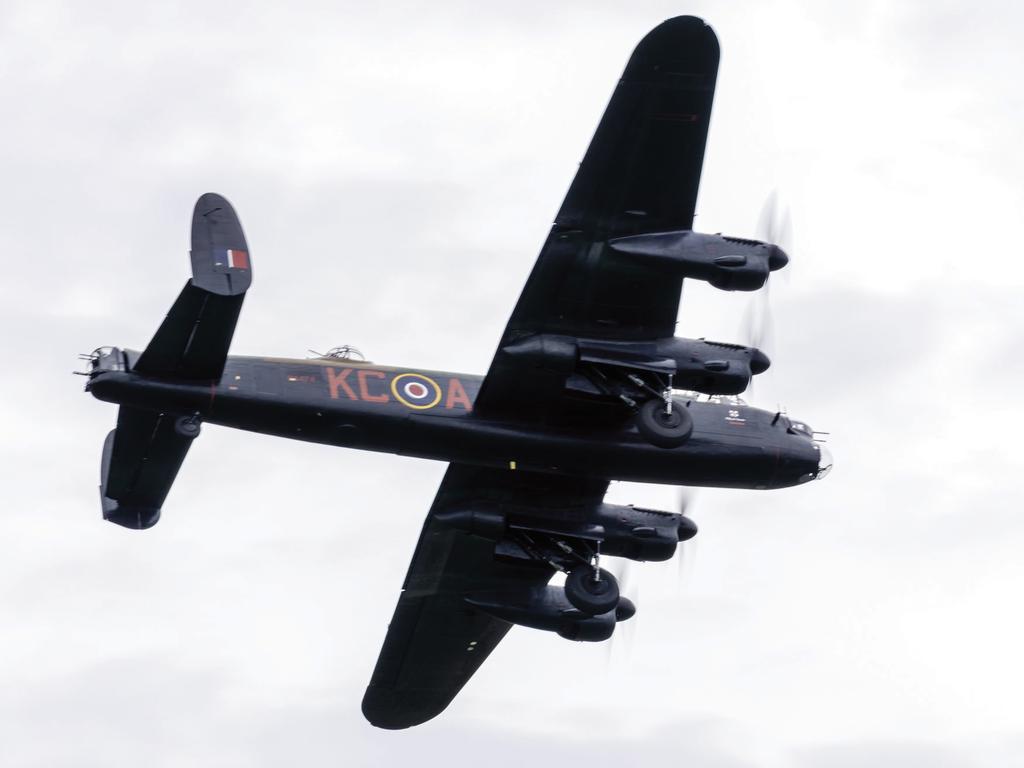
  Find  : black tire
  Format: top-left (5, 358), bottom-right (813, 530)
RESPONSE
top-left (564, 566), bottom-right (620, 615)
top-left (173, 415), bottom-right (201, 439)
top-left (636, 398), bottom-right (693, 448)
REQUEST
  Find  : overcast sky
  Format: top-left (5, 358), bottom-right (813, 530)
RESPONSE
top-left (3, 0), bottom-right (1024, 765)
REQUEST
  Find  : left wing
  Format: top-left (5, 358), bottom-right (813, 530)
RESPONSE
top-left (473, 16), bottom-right (721, 420)
top-left (362, 464), bottom-right (608, 729)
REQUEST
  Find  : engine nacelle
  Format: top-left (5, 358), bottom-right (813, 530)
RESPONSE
top-left (593, 503), bottom-right (696, 562)
top-left (502, 334), bottom-right (769, 397)
top-left (437, 502), bottom-right (696, 563)
top-left (465, 586), bottom-right (627, 642)
top-left (579, 336), bottom-right (769, 396)
top-left (608, 230), bottom-right (788, 291)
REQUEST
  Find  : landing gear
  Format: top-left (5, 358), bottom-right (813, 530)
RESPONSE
top-left (173, 413), bottom-right (202, 439)
top-left (636, 397), bottom-right (693, 448)
top-left (564, 566), bottom-right (620, 614)
top-left (585, 367), bottom-right (694, 449)
top-left (508, 530), bottom-right (622, 615)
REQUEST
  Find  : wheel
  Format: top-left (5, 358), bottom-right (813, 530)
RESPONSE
top-left (564, 566), bottom-right (620, 615)
top-left (636, 398), bottom-right (693, 448)
top-left (173, 415), bottom-right (202, 439)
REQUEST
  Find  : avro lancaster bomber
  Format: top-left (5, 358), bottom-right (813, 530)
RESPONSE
top-left (82, 16), bottom-right (831, 729)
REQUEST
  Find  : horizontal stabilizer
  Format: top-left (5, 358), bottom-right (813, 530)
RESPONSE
top-left (99, 406), bottom-right (194, 529)
top-left (133, 193), bottom-right (250, 381)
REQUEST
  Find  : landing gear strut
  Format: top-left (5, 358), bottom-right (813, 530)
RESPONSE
top-left (511, 532), bottom-right (621, 616)
top-left (601, 369), bottom-right (694, 449)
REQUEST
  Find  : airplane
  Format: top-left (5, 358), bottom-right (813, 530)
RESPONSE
top-left (81, 16), bottom-right (832, 729)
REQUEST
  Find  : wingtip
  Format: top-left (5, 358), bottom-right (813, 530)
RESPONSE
top-left (361, 685), bottom-right (453, 730)
top-left (624, 16), bottom-right (720, 80)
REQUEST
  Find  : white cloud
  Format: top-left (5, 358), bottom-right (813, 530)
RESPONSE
top-left (2, 0), bottom-right (1023, 763)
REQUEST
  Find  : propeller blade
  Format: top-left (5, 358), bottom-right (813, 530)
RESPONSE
top-left (677, 488), bottom-right (698, 592)
top-left (678, 486), bottom-right (696, 517)
top-left (756, 190), bottom-right (779, 244)
top-left (743, 192), bottom-right (795, 401)
top-left (617, 558), bottom-right (632, 594)
top-left (609, 489), bottom-right (700, 667)
top-left (741, 281), bottom-right (774, 352)
top-left (755, 190), bottom-right (793, 255)
top-left (677, 535), bottom-right (699, 595)
top-left (605, 558), bottom-right (639, 669)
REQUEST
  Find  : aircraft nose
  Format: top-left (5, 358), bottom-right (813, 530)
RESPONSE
top-left (768, 245), bottom-right (789, 271)
top-left (814, 444), bottom-right (833, 481)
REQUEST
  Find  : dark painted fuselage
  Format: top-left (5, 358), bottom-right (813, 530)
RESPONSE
top-left (88, 351), bottom-right (822, 490)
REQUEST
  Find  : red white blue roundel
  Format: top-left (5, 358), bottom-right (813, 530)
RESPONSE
top-left (391, 373), bottom-right (442, 410)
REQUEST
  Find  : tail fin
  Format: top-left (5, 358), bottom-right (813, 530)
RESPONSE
top-left (99, 192), bottom-right (251, 528)
top-left (134, 192), bottom-right (251, 381)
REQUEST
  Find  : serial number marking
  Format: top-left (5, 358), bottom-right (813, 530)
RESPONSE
top-left (325, 366), bottom-right (473, 411)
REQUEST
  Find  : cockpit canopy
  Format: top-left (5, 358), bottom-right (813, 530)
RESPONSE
top-left (787, 420), bottom-right (813, 438)
top-left (309, 345), bottom-right (371, 364)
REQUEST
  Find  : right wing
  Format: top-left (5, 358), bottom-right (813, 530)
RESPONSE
top-left (362, 464), bottom-right (608, 729)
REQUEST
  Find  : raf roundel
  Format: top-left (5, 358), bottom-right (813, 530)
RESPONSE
top-left (391, 373), bottom-right (442, 410)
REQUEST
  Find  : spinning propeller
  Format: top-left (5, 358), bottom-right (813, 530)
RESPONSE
top-left (607, 489), bottom-right (699, 666)
top-left (676, 488), bottom-right (699, 591)
top-left (742, 192), bottom-right (793, 399)
top-left (605, 558), bottom-right (639, 667)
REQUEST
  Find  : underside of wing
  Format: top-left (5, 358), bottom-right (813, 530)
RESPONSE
top-left (362, 465), bottom-right (609, 729)
top-left (362, 463), bottom-right (696, 729)
top-left (505, 16), bottom-right (720, 343)
top-left (474, 17), bottom-right (726, 422)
